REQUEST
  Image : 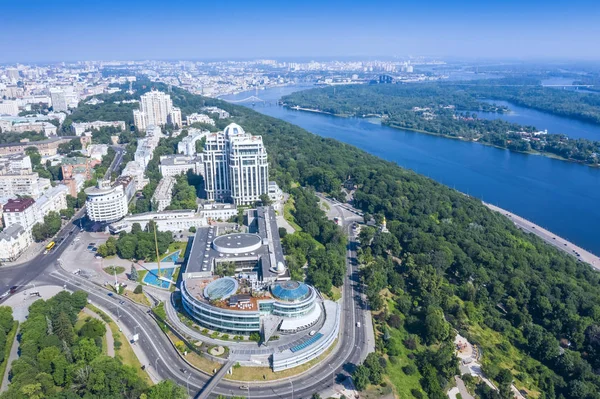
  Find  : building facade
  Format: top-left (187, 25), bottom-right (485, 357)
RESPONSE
top-left (2, 198), bottom-right (37, 230)
top-left (203, 123), bottom-right (269, 206)
top-left (0, 224), bottom-right (33, 262)
top-left (133, 90), bottom-right (182, 130)
top-left (152, 176), bottom-right (175, 211)
top-left (84, 180), bottom-right (129, 222)
top-left (159, 154), bottom-right (202, 177)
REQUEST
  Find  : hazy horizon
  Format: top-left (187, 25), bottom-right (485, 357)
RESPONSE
top-left (1, 0), bottom-right (599, 63)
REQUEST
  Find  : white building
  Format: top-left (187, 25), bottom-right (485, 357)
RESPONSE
top-left (121, 161), bottom-right (149, 190)
top-left (159, 154), bottom-right (202, 177)
top-left (0, 101), bottom-right (19, 116)
top-left (2, 198), bottom-right (37, 230)
top-left (9, 121), bottom-right (57, 136)
top-left (198, 203), bottom-right (238, 221)
top-left (177, 128), bottom-right (210, 156)
top-left (109, 210), bottom-right (206, 234)
top-left (203, 123), bottom-right (269, 206)
top-left (71, 121), bottom-right (126, 136)
top-left (133, 90), bottom-right (182, 131)
top-left (49, 88), bottom-right (68, 112)
top-left (86, 144), bottom-right (109, 161)
top-left (0, 224), bottom-right (33, 262)
top-left (134, 125), bottom-right (163, 168)
top-left (201, 106), bottom-right (230, 119)
top-left (186, 113), bottom-right (215, 126)
top-left (34, 184), bottom-right (68, 220)
top-left (85, 180), bottom-right (129, 222)
top-left (0, 154), bottom-right (32, 175)
top-left (0, 173), bottom-right (44, 199)
top-left (152, 176), bottom-right (175, 211)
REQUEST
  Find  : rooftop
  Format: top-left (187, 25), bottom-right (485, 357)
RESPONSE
top-left (3, 197), bottom-right (35, 212)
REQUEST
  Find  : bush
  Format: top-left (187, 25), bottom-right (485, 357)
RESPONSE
top-left (189, 226), bottom-right (196, 233)
top-left (402, 364), bottom-right (418, 375)
top-left (134, 285), bottom-right (143, 294)
top-left (411, 389), bottom-right (424, 399)
top-left (249, 332), bottom-right (261, 342)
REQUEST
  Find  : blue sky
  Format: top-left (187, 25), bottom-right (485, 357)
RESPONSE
top-left (1, 0), bottom-right (599, 62)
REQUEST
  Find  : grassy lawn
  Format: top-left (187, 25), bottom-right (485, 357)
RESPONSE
top-left (228, 339), bottom-right (338, 382)
top-left (137, 269), bottom-right (148, 283)
top-left (0, 321), bottom-right (18, 384)
top-left (86, 304), bottom-right (152, 385)
top-left (323, 285), bottom-right (342, 301)
top-left (103, 266), bottom-right (126, 275)
top-left (125, 290), bottom-right (151, 306)
top-left (383, 327), bottom-right (424, 398)
top-left (167, 241), bottom-right (188, 255)
top-left (283, 197), bottom-right (302, 232)
top-left (166, 331), bottom-right (222, 373)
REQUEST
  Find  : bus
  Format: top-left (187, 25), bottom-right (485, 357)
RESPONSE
top-left (45, 241), bottom-right (56, 251)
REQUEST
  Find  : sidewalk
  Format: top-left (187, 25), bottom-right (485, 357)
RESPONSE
top-left (0, 325), bottom-right (19, 392)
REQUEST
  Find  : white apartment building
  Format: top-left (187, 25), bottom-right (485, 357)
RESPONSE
top-left (134, 125), bottom-right (163, 168)
top-left (152, 176), bottom-right (175, 211)
top-left (0, 101), bottom-right (19, 116)
top-left (0, 154), bottom-right (32, 175)
top-left (186, 113), bottom-right (215, 126)
top-left (71, 121), bottom-right (126, 136)
top-left (34, 184), bottom-right (68, 220)
top-left (201, 106), bottom-right (230, 119)
top-left (203, 123), bottom-right (269, 206)
top-left (177, 128), bottom-right (210, 156)
top-left (85, 180), bottom-right (129, 222)
top-left (133, 90), bottom-right (182, 130)
top-left (0, 224), bottom-right (33, 262)
top-left (9, 121), bottom-right (57, 136)
top-left (0, 173), bottom-right (44, 199)
top-left (121, 161), bottom-right (149, 190)
top-left (2, 198), bottom-right (37, 230)
top-left (159, 154), bottom-right (202, 177)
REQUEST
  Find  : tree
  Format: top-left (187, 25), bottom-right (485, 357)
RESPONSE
top-left (353, 365), bottom-right (371, 391)
top-left (130, 265), bottom-right (139, 281)
top-left (146, 380), bottom-right (186, 399)
top-left (423, 306), bottom-right (450, 344)
top-left (134, 285), bottom-right (143, 294)
top-left (259, 193), bottom-right (272, 206)
top-left (78, 319), bottom-right (106, 340)
top-left (73, 337), bottom-right (101, 362)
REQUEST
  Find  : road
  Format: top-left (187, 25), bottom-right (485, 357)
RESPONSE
top-left (484, 202), bottom-right (600, 270)
top-left (0, 191), bottom-right (371, 398)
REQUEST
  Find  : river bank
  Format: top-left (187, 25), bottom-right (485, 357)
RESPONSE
top-left (283, 104), bottom-right (600, 168)
top-left (484, 202), bottom-right (600, 269)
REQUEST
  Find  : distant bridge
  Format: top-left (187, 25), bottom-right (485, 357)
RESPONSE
top-left (228, 95), bottom-right (266, 104)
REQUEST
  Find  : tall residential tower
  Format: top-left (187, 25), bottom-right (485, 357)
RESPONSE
top-left (133, 90), bottom-right (182, 131)
top-left (203, 123), bottom-right (269, 206)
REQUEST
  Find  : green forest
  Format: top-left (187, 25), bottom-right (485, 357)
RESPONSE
top-left (281, 83), bottom-right (600, 165)
top-left (72, 80), bottom-right (600, 397)
top-left (1, 291), bottom-right (185, 399)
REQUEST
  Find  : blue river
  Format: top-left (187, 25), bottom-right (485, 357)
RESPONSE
top-left (222, 86), bottom-right (600, 255)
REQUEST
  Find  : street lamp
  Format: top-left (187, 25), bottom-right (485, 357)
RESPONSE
top-left (288, 378), bottom-right (294, 399)
top-left (328, 363), bottom-right (335, 389)
top-left (186, 373), bottom-right (191, 396)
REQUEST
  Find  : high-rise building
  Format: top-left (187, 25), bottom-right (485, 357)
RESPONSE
top-left (203, 123), bottom-right (269, 206)
top-left (134, 90), bottom-right (182, 131)
top-left (49, 88), bottom-right (68, 112)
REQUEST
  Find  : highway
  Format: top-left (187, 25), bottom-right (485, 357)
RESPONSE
top-left (0, 194), bottom-right (371, 398)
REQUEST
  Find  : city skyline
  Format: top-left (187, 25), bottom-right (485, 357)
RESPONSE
top-left (1, 0), bottom-right (600, 63)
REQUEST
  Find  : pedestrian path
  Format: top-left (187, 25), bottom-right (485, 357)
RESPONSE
top-left (83, 307), bottom-right (115, 357)
top-left (0, 325), bottom-right (19, 392)
top-left (197, 359), bottom-right (236, 399)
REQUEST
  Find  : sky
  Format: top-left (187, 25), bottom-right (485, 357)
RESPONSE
top-left (1, 0), bottom-right (599, 63)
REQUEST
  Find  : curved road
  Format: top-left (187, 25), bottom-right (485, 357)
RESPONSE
top-left (0, 198), bottom-right (369, 398)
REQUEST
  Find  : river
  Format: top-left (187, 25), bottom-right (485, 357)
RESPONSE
top-left (222, 86), bottom-right (600, 256)
top-left (478, 100), bottom-right (600, 140)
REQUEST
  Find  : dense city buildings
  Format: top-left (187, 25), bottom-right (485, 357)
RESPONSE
top-left (203, 123), bottom-right (269, 206)
top-left (133, 90), bottom-right (182, 131)
top-left (70, 120), bottom-right (126, 136)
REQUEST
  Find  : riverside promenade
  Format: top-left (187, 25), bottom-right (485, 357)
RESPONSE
top-left (484, 202), bottom-right (600, 271)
